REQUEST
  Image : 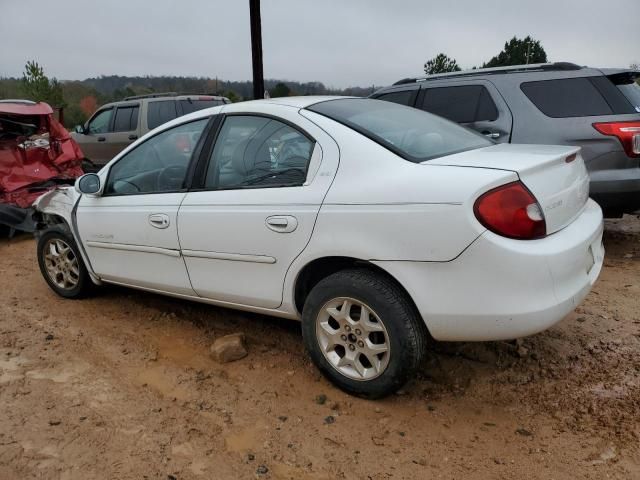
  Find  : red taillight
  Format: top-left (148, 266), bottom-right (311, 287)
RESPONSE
top-left (593, 121), bottom-right (640, 158)
top-left (474, 181), bottom-right (546, 240)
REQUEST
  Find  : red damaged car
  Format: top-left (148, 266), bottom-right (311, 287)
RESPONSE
top-left (0, 100), bottom-right (84, 234)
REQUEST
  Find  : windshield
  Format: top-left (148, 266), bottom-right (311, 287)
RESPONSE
top-left (608, 72), bottom-right (640, 113)
top-left (307, 98), bottom-right (492, 162)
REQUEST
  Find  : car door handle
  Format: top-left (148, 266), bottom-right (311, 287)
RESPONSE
top-left (149, 213), bottom-right (170, 229)
top-left (482, 131), bottom-right (501, 139)
top-left (128, 134), bottom-right (138, 140)
top-left (266, 215), bottom-right (298, 233)
top-left (97, 136), bottom-right (106, 142)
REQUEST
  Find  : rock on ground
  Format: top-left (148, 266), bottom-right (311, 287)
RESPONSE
top-left (210, 333), bottom-right (248, 363)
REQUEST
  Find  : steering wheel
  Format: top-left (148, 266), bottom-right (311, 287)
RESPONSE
top-left (113, 179), bottom-right (141, 193)
top-left (157, 165), bottom-right (186, 191)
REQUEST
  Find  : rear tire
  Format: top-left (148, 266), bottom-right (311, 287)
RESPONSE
top-left (302, 268), bottom-right (426, 399)
top-left (37, 228), bottom-right (92, 299)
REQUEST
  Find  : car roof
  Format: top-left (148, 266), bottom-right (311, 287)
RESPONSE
top-left (246, 95), bottom-right (354, 108)
top-left (385, 62), bottom-right (613, 88)
top-left (0, 100), bottom-right (53, 116)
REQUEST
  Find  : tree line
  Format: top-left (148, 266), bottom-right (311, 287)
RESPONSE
top-left (1, 34), bottom-right (637, 129)
top-left (0, 68), bottom-right (375, 128)
top-left (424, 36), bottom-right (549, 74)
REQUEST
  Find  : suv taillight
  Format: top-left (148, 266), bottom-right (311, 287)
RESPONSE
top-left (593, 121), bottom-right (640, 158)
top-left (474, 181), bottom-right (546, 240)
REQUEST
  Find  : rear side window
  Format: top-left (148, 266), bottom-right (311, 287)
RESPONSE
top-left (521, 78), bottom-right (618, 118)
top-left (147, 100), bottom-right (178, 130)
top-left (307, 98), bottom-right (492, 163)
top-left (205, 115), bottom-right (313, 190)
top-left (418, 85), bottom-right (498, 123)
top-left (375, 90), bottom-right (415, 106)
top-left (179, 99), bottom-right (224, 114)
top-left (113, 105), bottom-right (139, 132)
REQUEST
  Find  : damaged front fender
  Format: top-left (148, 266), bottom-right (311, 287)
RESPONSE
top-left (32, 185), bottom-right (79, 228)
top-left (32, 186), bottom-right (102, 285)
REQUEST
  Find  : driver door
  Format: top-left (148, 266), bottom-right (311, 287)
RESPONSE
top-left (76, 117), bottom-right (211, 294)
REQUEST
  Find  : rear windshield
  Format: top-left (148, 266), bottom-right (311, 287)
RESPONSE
top-left (179, 99), bottom-right (224, 114)
top-left (608, 72), bottom-right (640, 113)
top-left (307, 98), bottom-right (492, 162)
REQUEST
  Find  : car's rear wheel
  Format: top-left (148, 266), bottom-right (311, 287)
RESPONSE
top-left (37, 229), bottom-right (92, 298)
top-left (302, 269), bottom-right (425, 398)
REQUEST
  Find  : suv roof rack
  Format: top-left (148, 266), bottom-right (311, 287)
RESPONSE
top-left (392, 62), bottom-right (584, 86)
top-left (123, 92), bottom-right (226, 101)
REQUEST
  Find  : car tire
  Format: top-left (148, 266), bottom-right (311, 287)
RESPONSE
top-left (302, 268), bottom-right (426, 399)
top-left (37, 228), bottom-right (92, 299)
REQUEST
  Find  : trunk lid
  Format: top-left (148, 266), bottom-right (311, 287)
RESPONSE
top-left (426, 143), bottom-right (590, 234)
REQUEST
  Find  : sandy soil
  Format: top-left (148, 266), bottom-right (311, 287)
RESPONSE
top-left (0, 216), bottom-right (639, 479)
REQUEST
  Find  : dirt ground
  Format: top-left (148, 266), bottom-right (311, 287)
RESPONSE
top-left (1, 217), bottom-right (639, 480)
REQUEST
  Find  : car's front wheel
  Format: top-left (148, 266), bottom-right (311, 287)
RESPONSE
top-left (37, 228), bottom-right (92, 298)
top-left (302, 269), bottom-right (426, 398)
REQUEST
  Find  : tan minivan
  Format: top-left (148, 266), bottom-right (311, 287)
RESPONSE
top-left (72, 93), bottom-right (230, 171)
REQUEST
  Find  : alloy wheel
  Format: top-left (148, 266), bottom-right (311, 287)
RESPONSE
top-left (43, 238), bottom-right (80, 290)
top-left (316, 297), bottom-right (391, 381)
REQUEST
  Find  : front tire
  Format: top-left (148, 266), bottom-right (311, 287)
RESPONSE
top-left (37, 228), bottom-right (92, 298)
top-left (302, 269), bottom-right (426, 399)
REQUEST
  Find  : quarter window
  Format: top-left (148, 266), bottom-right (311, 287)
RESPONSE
top-left (113, 105), bottom-right (139, 132)
top-left (418, 85), bottom-right (498, 123)
top-left (105, 118), bottom-right (208, 195)
top-left (147, 100), bottom-right (178, 130)
top-left (521, 78), bottom-right (614, 118)
top-left (88, 108), bottom-right (113, 134)
top-left (205, 116), bottom-right (314, 190)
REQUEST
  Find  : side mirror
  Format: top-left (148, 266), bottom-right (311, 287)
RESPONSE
top-left (74, 124), bottom-right (85, 134)
top-left (75, 173), bottom-right (101, 196)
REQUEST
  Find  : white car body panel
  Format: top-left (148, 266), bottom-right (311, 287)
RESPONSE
top-left (33, 96), bottom-right (605, 342)
top-left (429, 143), bottom-right (591, 233)
top-left (375, 199), bottom-right (603, 341)
top-left (77, 192), bottom-right (195, 295)
top-left (178, 103), bottom-right (340, 308)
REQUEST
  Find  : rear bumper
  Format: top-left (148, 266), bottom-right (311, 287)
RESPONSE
top-left (374, 199), bottom-right (604, 341)
top-left (589, 167), bottom-right (640, 213)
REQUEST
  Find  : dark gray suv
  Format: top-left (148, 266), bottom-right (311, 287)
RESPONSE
top-left (372, 63), bottom-right (640, 216)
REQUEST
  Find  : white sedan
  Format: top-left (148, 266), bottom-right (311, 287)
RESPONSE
top-left (34, 97), bottom-right (604, 398)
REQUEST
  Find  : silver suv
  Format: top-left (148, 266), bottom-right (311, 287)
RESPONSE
top-left (372, 63), bottom-right (640, 216)
top-left (72, 93), bottom-right (230, 171)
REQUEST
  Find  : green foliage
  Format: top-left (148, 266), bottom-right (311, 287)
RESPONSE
top-left (270, 82), bottom-right (291, 98)
top-left (1, 67), bottom-right (380, 128)
top-left (483, 36), bottom-right (547, 68)
top-left (424, 53), bottom-right (461, 75)
top-left (20, 60), bottom-right (65, 107)
top-left (224, 90), bottom-right (241, 103)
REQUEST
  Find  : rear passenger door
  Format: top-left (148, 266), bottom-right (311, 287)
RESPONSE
top-left (178, 104), bottom-right (339, 309)
top-left (416, 81), bottom-right (512, 143)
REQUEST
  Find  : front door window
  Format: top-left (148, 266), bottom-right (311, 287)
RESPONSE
top-left (88, 108), bottom-right (113, 134)
top-left (105, 118), bottom-right (209, 195)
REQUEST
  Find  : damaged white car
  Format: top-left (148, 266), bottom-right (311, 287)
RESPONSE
top-left (34, 97), bottom-right (604, 398)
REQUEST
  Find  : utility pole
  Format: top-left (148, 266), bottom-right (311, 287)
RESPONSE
top-left (249, 0), bottom-right (264, 99)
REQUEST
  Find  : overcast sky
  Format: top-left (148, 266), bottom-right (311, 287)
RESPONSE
top-left (1, 0), bottom-right (638, 88)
